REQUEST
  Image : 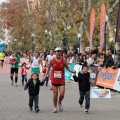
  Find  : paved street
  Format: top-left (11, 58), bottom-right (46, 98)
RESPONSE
top-left (0, 63), bottom-right (120, 120)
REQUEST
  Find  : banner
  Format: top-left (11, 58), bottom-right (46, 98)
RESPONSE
top-left (96, 67), bottom-right (118, 89)
top-left (70, 64), bottom-right (82, 80)
top-left (91, 89), bottom-right (111, 98)
top-left (100, 3), bottom-right (106, 52)
top-left (90, 9), bottom-right (95, 49)
top-left (65, 63), bottom-right (74, 80)
top-left (115, 0), bottom-right (120, 42)
top-left (0, 41), bottom-right (6, 52)
top-left (113, 69), bottom-right (120, 91)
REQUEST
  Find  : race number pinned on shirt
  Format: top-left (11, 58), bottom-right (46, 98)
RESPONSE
top-left (54, 71), bottom-right (62, 78)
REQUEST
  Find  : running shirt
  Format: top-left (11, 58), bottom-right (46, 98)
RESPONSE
top-left (0, 52), bottom-right (5, 60)
top-left (31, 57), bottom-right (40, 68)
top-left (21, 67), bottom-right (27, 75)
top-left (46, 54), bottom-right (56, 64)
top-left (51, 57), bottom-right (65, 84)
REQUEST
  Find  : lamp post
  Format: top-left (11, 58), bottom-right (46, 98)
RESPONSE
top-left (45, 29), bottom-right (48, 51)
top-left (31, 33), bottom-right (35, 56)
top-left (104, 15), bottom-right (108, 53)
top-left (8, 40), bottom-right (11, 51)
top-left (14, 39), bottom-right (17, 42)
top-left (77, 33), bottom-right (81, 53)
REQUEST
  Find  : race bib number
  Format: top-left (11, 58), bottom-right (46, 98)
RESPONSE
top-left (54, 71), bottom-right (62, 78)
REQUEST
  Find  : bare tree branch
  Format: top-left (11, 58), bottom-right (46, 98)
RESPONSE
top-left (108, 0), bottom-right (119, 13)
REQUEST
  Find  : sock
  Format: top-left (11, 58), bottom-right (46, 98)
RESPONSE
top-left (15, 77), bottom-right (18, 83)
top-left (10, 76), bottom-right (13, 81)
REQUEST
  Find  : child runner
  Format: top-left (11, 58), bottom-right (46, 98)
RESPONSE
top-left (21, 62), bottom-right (30, 86)
top-left (24, 72), bottom-right (45, 113)
top-left (73, 65), bottom-right (90, 113)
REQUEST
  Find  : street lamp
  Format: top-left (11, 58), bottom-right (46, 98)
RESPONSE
top-left (77, 33), bottom-right (81, 53)
top-left (14, 39), bottom-right (17, 42)
top-left (31, 33), bottom-right (35, 55)
top-left (104, 15), bottom-right (108, 53)
top-left (8, 40), bottom-right (11, 51)
top-left (45, 30), bottom-right (48, 51)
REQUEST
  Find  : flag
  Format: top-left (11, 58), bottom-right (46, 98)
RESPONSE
top-left (115, 0), bottom-right (120, 42)
top-left (90, 9), bottom-right (95, 49)
top-left (100, 3), bottom-right (106, 52)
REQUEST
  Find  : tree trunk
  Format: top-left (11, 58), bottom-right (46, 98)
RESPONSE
top-left (79, 22), bottom-right (85, 53)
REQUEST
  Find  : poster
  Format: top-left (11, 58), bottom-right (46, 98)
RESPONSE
top-left (91, 89), bottom-right (111, 98)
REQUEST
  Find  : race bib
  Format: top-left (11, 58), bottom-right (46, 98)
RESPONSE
top-left (54, 71), bottom-right (62, 78)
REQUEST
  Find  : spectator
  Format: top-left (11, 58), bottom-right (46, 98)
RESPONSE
top-left (101, 50), bottom-right (114, 67)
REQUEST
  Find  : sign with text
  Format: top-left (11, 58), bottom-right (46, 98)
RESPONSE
top-left (96, 67), bottom-right (118, 89)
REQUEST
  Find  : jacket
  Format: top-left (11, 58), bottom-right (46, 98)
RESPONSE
top-left (103, 55), bottom-right (114, 67)
top-left (73, 72), bottom-right (90, 92)
top-left (24, 78), bottom-right (45, 96)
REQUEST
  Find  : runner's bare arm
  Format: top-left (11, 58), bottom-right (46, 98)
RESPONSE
top-left (64, 58), bottom-right (76, 74)
top-left (40, 59), bottom-right (43, 69)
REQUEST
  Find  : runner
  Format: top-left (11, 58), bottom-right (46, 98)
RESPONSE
top-left (0, 50), bottom-right (5, 69)
top-left (45, 49), bottom-right (56, 90)
top-left (30, 52), bottom-right (43, 74)
top-left (43, 47), bottom-right (76, 113)
top-left (9, 51), bottom-right (20, 86)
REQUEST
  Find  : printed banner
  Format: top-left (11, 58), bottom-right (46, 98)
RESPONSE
top-left (91, 89), bottom-right (111, 98)
top-left (113, 69), bottom-right (120, 91)
top-left (96, 67), bottom-right (118, 89)
top-left (0, 41), bottom-right (6, 52)
top-left (100, 3), bottom-right (106, 52)
top-left (90, 8), bottom-right (95, 49)
top-left (65, 63), bottom-right (74, 80)
top-left (70, 64), bottom-right (82, 80)
top-left (115, 0), bottom-right (120, 42)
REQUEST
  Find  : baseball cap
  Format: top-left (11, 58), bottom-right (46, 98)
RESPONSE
top-left (55, 47), bottom-right (62, 51)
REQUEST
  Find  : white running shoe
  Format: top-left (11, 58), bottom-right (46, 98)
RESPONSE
top-left (58, 102), bottom-right (63, 111)
top-left (15, 83), bottom-right (18, 86)
top-left (53, 108), bottom-right (57, 113)
top-left (84, 109), bottom-right (89, 113)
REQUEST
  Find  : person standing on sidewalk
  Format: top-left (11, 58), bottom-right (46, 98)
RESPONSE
top-left (45, 49), bottom-right (56, 90)
top-left (73, 65), bottom-right (90, 113)
top-left (24, 72), bottom-right (45, 113)
top-left (43, 47), bottom-right (76, 113)
top-left (9, 51), bottom-right (20, 86)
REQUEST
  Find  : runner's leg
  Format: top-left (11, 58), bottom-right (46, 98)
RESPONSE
top-left (15, 68), bottom-right (18, 85)
top-left (52, 85), bottom-right (58, 108)
top-left (10, 68), bottom-right (14, 85)
top-left (58, 85), bottom-right (65, 103)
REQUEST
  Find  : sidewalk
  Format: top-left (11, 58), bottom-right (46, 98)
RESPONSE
top-left (0, 64), bottom-right (120, 120)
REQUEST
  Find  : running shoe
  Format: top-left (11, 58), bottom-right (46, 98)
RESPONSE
top-left (84, 109), bottom-right (89, 113)
top-left (53, 108), bottom-right (57, 113)
top-left (36, 108), bottom-right (40, 113)
top-left (15, 83), bottom-right (18, 86)
top-left (30, 107), bottom-right (33, 111)
top-left (11, 80), bottom-right (13, 85)
top-left (58, 102), bottom-right (63, 111)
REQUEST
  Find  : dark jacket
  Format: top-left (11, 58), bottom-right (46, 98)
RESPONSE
top-left (103, 55), bottom-right (114, 67)
top-left (24, 78), bottom-right (45, 96)
top-left (73, 72), bottom-right (90, 92)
